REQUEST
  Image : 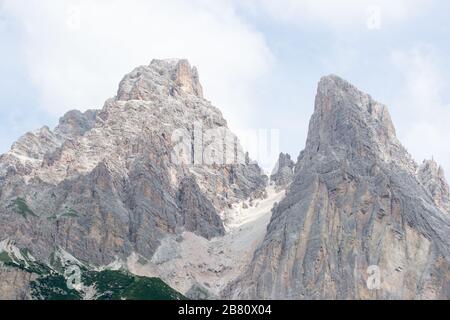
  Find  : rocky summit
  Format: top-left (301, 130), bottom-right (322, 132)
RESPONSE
top-left (226, 75), bottom-right (450, 299)
top-left (1, 63), bottom-right (450, 300)
top-left (0, 59), bottom-right (267, 299)
top-left (270, 153), bottom-right (295, 189)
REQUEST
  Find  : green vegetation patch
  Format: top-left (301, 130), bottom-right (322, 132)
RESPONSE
top-left (31, 273), bottom-right (83, 300)
top-left (0, 250), bottom-right (50, 276)
top-left (4, 248), bottom-right (185, 300)
top-left (82, 270), bottom-right (186, 300)
top-left (0, 251), bottom-right (14, 264)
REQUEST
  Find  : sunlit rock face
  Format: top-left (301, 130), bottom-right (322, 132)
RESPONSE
top-left (2, 65), bottom-right (450, 300)
top-left (0, 59), bottom-right (267, 272)
top-left (226, 75), bottom-right (450, 300)
top-left (117, 59), bottom-right (203, 101)
top-left (417, 159), bottom-right (450, 214)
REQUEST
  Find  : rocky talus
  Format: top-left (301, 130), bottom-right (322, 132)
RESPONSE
top-left (226, 75), bottom-right (450, 299)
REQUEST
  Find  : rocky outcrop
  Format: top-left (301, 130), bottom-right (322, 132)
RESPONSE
top-left (3, 65), bottom-right (448, 300)
top-left (417, 159), bottom-right (450, 214)
top-left (55, 109), bottom-right (98, 138)
top-left (177, 176), bottom-right (225, 239)
top-left (0, 59), bottom-right (266, 270)
top-left (0, 267), bottom-right (36, 300)
top-left (226, 75), bottom-right (450, 300)
top-left (0, 109), bottom-right (98, 178)
top-left (270, 153), bottom-right (295, 188)
top-left (117, 59), bottom-right (203, 101)
top-left (172, 59), bottom-right (203, 98)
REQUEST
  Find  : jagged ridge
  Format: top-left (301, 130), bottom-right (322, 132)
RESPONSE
top-left (0, 59), bottom-right (267, 300)
top-left (226, 75), bottom-right (450, 299)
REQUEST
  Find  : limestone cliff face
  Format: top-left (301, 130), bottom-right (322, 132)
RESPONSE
top-left (417, 159), bottom-right (450, 214)
top-left (270, 153), bottom-right (295, 188)
top-left (117, 59), bottom-right (203, 101)
top-left (0, 59), bottom-right (266, 267)
top-left (226, 75), bottom-right (450, 299)
top-left (172, 59), bottom-right (203, 97)
top-left (3, 67), bottom-right (450, 300)
top-left (0, 267), bottom-right (36, 300)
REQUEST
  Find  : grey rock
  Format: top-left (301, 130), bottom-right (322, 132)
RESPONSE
top-left (226, 75), bottom-right (450, 300)
top-left (417, 159), bottom-right (450, 214)
top-left (0, 267), bottom-right (36, 300)
top-left (185, 282), bottom-right (216, 300)
top-left (178, 176), bottom-right (225, 239)
top-left (117, 59), bottom-right (203, 101)
top-left (151, 238), bottom-right (181, 265)
top-left (0, 59), bottom-right (266, 271)
top-left (270, 153), bottom-right (295, 188)
top-left (55, 109), bottom-right (98, 138)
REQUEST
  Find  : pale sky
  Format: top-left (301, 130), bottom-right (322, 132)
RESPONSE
top-left (1, 0), bottom-right (449, 177)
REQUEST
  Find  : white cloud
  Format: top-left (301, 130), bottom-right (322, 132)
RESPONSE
top-left (239, 0), bottom-right (429, 30)
top-left (390, 45), bottom-right (450, 180)
top-left (2, 0), bottom-right (273, 130)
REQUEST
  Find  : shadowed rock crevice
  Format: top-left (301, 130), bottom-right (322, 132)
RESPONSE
top-left (177, 176), bottom-right (225, 239)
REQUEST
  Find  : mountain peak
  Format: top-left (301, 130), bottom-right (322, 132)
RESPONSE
top-left (171, 59), bottom-right (203, 97)
top-left (318, 73), bottom-right (351, 87)
top-left (418, 159), bottom-right (450, 213)
top-left (304, 74), bottom-right (416, 173)
top-left (316, 74), bottom-right (394, 128)
top-left (229, 75), bottom-right (450, 300)
top-left (316, 74), bottom-right (362, 101)
top-left (270, 153), bottom-right (295, 188)
top-left (117, 58), bottom-right (203, 101)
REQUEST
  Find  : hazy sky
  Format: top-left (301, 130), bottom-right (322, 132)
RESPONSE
top-left (1, 0), bottom-right (450, 176)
